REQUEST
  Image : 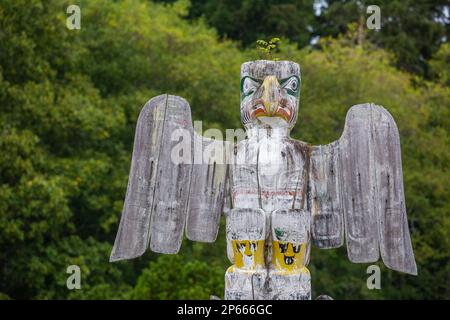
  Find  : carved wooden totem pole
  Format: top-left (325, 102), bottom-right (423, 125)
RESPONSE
top-left (110, 60), bottom-right (417, 300)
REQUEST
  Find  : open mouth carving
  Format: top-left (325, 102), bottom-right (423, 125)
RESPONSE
top-left (284, 255), bottom-right (295, 265)
top-left (248, 98), bottom-right (293, 122)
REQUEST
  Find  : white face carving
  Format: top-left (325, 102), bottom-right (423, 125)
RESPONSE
top-left (240, 61), bottom-right (300, 129)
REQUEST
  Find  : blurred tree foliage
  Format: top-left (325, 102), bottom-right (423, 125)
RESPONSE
top-left (429, 43), bottom-right (450, 86)
top-left (315, 0), bottom-right (449, 78)
top-left (156, 0), bottom-right (318, 47)
top-left (0, 0), bottom-right (448, 299)
top-left (157, 0), bottom-right (449, 78)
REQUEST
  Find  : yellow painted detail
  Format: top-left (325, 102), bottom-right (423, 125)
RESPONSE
top-left (226, 265), bottom-right (235, 274)
top-left (272, 241), bottom-right (307, 272)
top-left (232, 240), bottom-right (265, 269)
top-left (261, 75), bottom-right (280, 114)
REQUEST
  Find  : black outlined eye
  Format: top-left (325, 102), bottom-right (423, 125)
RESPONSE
top-left (242, 77), bottom-right (259, 96)
top-left (279, 243), bottom-right (288, 253)
top-left (283, 77), bottom-right (298, 92)
top-left (293, 245), bottom-right (301, 253)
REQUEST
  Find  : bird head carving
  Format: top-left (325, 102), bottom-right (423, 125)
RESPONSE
top-left (240, 60), bottom-right (300, 130)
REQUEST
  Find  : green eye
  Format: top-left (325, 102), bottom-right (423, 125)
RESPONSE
top-left (240, 76), bottom-right (261, 98)
top-left (280, 76), bottom-right (300, 97)
top-left (284, 78), bottom-right (298, 91)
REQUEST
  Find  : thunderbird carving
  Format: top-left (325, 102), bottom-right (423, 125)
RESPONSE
top-left (110, 60), bottom-right (417, 300)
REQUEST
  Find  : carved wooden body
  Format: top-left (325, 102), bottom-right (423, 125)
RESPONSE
top-left (226, 129), bottom-right (312, 299)
top-left (110, 60), bottom-right (417, 300)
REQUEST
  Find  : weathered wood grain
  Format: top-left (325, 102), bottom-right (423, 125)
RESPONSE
top-left (229, 138), bottom-right (260, 211)
top-left (241, 60), bottom-right (300, 87)
top-left (371, 106), bottom-right (417, 274)
top-left (111, 58), bottom-right (417, 302)
top-left (310, 142), bottom-right (344, 249)
top-left (339, 104), bottom-right (380, 263)
top-left (149, 95), bottom-right (193, 254)
top-left (271, 209), bottom-right (310, 244)
top-left (226, 208), bottom-right (266, 243)
top-left (268, 269), bottom-right (311, 300)
top-left (225, 268), bottom-right (267, 300)
top-left (111, 94), bottom-right (229, 258)
top-left (186, 134), bottom-right (228, 242)
top-left (225, 208), bottom-right (267, 300)
top-left (110, 95), bottom-right (167, 261)
top-left (311, 103), bottom-right (416, 274)
top-left (269, 209), bottom-right (311, 300)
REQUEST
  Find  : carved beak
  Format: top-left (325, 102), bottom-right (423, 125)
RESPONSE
top-left (261, 75), bottom-right (281, 115)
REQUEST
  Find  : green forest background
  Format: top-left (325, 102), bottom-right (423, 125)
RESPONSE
top-left (0, 0), bottom-right (448, 299)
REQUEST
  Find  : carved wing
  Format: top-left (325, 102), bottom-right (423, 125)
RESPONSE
top-left (110, 94), bottom-right (228, 261)
top-left (309, 103), bottom-right (417, 275)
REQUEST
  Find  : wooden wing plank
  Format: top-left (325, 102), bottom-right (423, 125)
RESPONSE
top-left (110, 95), bottom-right (167, 261)
top-left (340, 104), bottom-right (379, 263)
top-left (185, 134), bottom-right (228, 242)
top-left (309, 103), bottom-right (416, 273)
top-left (149, 95), bottom-right (193, 254)
top-left (310, 142), bottom-right (344, 249)
top-left (371, 106), bottom-right (417, 274)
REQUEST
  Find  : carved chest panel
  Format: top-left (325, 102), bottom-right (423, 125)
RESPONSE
top-left (230, 135), bottom-right (311, 216)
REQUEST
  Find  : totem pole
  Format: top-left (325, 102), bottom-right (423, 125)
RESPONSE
top-left (110, 60), bottom-right (417, 300)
